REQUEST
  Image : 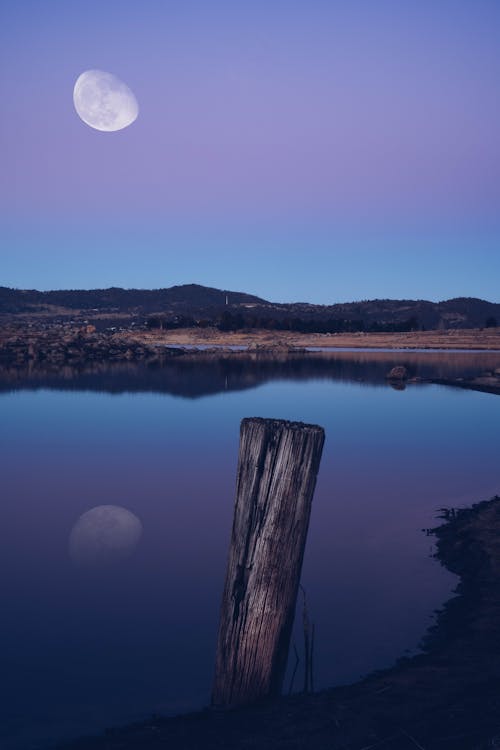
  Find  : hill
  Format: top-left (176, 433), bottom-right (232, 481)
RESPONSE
top-left (0, 284), bottom-right (498, 332)
top-left (0, 283), bottom-right (264, 315)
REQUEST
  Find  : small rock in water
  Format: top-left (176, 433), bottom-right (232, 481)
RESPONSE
top-left (386, 365), bottom-right (408, 380)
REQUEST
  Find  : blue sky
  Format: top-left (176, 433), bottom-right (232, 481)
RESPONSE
top-left (1, 0), bottom-right (499, 302)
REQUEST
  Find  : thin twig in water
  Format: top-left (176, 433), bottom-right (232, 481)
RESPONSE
top-left (400, 728), bottom-right (427, 749)
top-left (360, 734), bottom-right (400, 750)
top-left (300, 585), bottom-right (310, 693)
top-left (288, 642), bottom-right (300, 695)
top-left (310, 622), bottom-right (315, 693)
top-left (374, 684), bottom-right (392, 695)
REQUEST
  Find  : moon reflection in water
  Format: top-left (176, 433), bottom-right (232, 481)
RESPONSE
top-left (69, 505), bottom-right (143, 567)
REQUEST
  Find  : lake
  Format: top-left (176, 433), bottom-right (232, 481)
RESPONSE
top-left (1, 350), bottom-right (499, 749)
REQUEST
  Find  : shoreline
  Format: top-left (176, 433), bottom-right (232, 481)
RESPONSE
top-left (2, 323), bottom-right (500, 360)
top-left (136, 326), bottom-right (500, 351)
top-left (54, 496), bottom-right (500, 749)
top-left (2, 324), bottom-right (500, 396)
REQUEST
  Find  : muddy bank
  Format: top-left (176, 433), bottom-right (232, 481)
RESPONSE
top-left (431, 374), bottom-right (500, 395)
top-left (53, 497), bottom-right (500, 750)
top-left (385, 364), bottom-right (500, 395)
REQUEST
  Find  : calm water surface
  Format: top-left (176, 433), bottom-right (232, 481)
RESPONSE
top-left (1, 351), bottom-right (499, 749)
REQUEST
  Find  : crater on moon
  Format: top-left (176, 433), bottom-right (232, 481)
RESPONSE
top-left (73, 70), bottom-right (138, 132)
top-left (69, 505), bottom-right (143, 567)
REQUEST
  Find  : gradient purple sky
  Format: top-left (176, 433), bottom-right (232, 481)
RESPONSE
top-left (1, 0), bottom-right (499, 302)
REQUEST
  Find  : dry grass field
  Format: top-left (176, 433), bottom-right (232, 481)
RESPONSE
top-left (137, 326), bottom-right (500, 350)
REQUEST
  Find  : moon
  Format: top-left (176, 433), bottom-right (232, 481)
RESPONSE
top-left (73, 70), bottom-right (139, 132)
top-left (69, 505), bottom-right (143, 567)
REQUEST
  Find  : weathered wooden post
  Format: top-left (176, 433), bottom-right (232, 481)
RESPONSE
top-left (212, 417), bottom-right (325, 708)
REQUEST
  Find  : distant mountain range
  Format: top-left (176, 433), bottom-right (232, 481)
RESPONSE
top-left (0, 284), bottom-right (498, 331)
top-left (0, 283), bottom-right (263, 314)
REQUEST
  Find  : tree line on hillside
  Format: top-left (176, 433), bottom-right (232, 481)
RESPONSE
top-left (146, 312), bottom-right (430, 333)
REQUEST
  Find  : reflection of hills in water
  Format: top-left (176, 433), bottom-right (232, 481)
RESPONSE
top-left (1, 350), bottom-right (500, 398)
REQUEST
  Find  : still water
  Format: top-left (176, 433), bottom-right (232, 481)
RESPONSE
top-left (1, 351), bottom-right (499, 749)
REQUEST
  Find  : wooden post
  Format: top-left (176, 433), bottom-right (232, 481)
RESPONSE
top-left (212, 417), bottom-right (325, 708)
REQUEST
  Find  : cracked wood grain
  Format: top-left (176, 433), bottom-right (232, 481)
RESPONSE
top-left (212, 417), bottom-right (325, 707)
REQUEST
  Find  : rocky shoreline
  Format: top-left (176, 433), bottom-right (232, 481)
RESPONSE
top-left (431, 375), bottom-right (500, 396)
top-left (386, 365), bottom-right (500, 395)
top-left (2, 323), bottom-right (500, 366)
top-left (0, 325), bottom-right (178, 366)
top-left (2, 324), bottom-right (500, 396)
top-left (52, 496), bottom-right (500, 750)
